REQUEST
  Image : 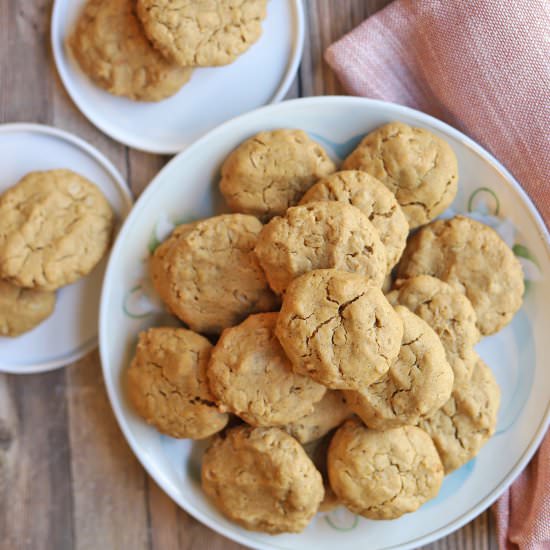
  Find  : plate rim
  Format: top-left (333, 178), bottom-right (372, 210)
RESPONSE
top-left (50, 0), bottom-right (306, 155)
top-left (0, 122), bottom-right (133, 375)
top-left (99, 96), bottom-right (550, 549)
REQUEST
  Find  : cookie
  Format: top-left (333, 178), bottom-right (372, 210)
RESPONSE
top-left (342, 122), bottom-right (458, 228)
top-left (202, 425), bottom-right (324, 534)
top-left (284, 391), bottom-right (352, 444)
top-left (255, 201), bottom-right (388, 295)
top-left (396, 216), bottom-right (524, 335)
top-left (328, 419), bottom-right (444, 520)
top-left (419, 356), bottom-right (500, 473)
top-left (69, 0), bottom-right (192, 101)
top-left (220, 130), bottom-right (336, 220)
top-left (276, 269), bottom-right (403, 390)
top-left (207, 313), bottom-right (326, 426)
top-left (137, 0), bottom-right (267, 67)
top-left (387, 275), bottom-right (480, 385)
top-left (0, 280), bottom-right (56, 337)
top-left (299, 170), bottom-right (408, 271)
top-left (344, 306), bottom-right (454, 429)
top-left (127, 327), bottom-right (228, 439)
top-left (150, 214), bottom-right (278, 334)
top-left (0, 169), bottom-right (114, 290)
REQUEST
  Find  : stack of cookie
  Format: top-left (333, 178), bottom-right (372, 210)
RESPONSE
top-left (68, 0), bottom-right (268, 102)
top-left (0, 169), bottom-right (114, 337)
top-left (126, 122), bottom-right (523, 533)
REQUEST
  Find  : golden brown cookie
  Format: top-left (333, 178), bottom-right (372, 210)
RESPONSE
top-left (0, 170), bottom-right (114, 290)
top-left (387, 275), bottom-right (480, 385)
top-left (419, 356), bottom-right (500, 473)
top-left (127, 327), bottom-right (228, 439)
top-left (137, 0), bottom-right (267, 67)
top-left (255, 202), bottom-right (388, 295)
top-left (276, 269), bottom-right (403, 390)
top-left (328, 419), bottom-right (444, 520)
top-left (342, 122), bottom-right (458, 228)
top-left (299, 170), bottom-right (408, 271)
top-left (220, 130), bottom-right (336, 220)
top-left (207, 313), bottom-right (326, 427)
top-left (344, 306), bottom-right (454, 429)
top-left (284, 391), bottom-right (353, 444)
top-left (150, 214), bottom-right (278, 334)
top-left (0, 280), bottom-right (56, 337)
top-left (202, 425), bottom-right (324, 534)
top-left (396, 216), bottom-right (524, 335)
top-left (69, 0), bottom-right (192, 101)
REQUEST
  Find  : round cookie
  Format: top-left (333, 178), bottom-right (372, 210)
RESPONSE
top-left (344, 306), bottom-right (454, 429)
top-left (202, 425), bottom-right (324, 534)
top-left (207, 313), bottom-right (326, 426)
top-left (127, 327), bottom-right (228, 439)
top-left (387, 275), bottom-right (480, 385)
top-left (0, 169), bottom-right (114, 290)
top-left (299, 170), bottom-right (408, 271)
top-left (0, 280), bottom-right (56, 337)
top-left (276, 269), bottom-right (403, 390)
top-left (284, 391), bottom-right (353, 444)
top-left (342, 121), bottom-right (458, 228)
top-left (328, 419), bottom-right (444, 520)
top-left (150, 214), bottom-right (278, 334)
top-left (255, 201), bottom-right (388, 295)
top-left (419, 356), bottom-right (500, 473)
top-left (137, 0), bottom-right (267, 67)
top-left (220, 130), bottom-right (336, 220)
top-left (396, 216), bottom-right (524, 335)
top-left (69, 0), bottom-right (192, 101)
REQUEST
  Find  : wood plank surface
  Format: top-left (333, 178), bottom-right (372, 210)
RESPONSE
top-left (0, 1), bottom-right (498, 549)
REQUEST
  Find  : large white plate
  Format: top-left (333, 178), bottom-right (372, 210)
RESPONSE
top-left (99, 97), bottom-right (550, 549)
top-left (51, 0), bottom-right (304, 154)
top-left (0, 123), bottom-right (132, 374)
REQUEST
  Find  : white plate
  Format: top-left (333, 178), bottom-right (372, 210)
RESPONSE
top-left (51, 0), bottom-right (304, 154)
top-left (99, 97), bottom-right (550, 549)
top-left (0, 123), bottom-right (132, 374)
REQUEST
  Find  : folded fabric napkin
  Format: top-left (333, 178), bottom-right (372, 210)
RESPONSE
top-left (325, 1), bottom-right (549, 548)
top-left (325, 0), bottom-right (550, 228)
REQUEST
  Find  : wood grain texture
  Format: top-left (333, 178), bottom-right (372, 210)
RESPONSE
top-left (0, 1), bottom-right (497, 549)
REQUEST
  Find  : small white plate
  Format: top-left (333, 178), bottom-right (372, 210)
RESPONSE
top-left (100, 97), bottom-right (550, 549)
top-left (51, 0), bottom-right (304, 154)
top-left (0, 123), bottom-right (132, 374)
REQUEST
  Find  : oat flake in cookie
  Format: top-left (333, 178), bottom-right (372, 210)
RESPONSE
top-left (202, 425), bottom-right (324, 534)
top-left (0, 169), bottom-right (114, 290)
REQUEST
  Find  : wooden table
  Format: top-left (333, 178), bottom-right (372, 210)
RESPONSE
top-left (0, 1), bottom-right (499, 548)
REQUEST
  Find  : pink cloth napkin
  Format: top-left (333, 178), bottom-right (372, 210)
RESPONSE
top-left (325, 1), bottom-right (550, 548)
top-left (325, 0), bottom-right (550, 228)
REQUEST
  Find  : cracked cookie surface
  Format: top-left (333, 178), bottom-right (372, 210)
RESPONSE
top-left (0, 280), bottom-right (56, 337)
top-left (70, 0), bottom-right (192, 101)
top-left (127, 327), bottom-right (228, 439)
top-left (396, 216), bottom-right (524, 335)
top-left (276, 269), bottom-right (403, 390)
top-left (284, 390), bottom-right (352, 444)
top-left (328, 419), bottom-right (443, 520)
top-left (0, 169), bottom-right (114, 290)
top-left (255, 201), bottom-right (388, 295)
top-left (220, 130), bottom-right (335, 220)
top-left (137, 0), bottom-right (267, 67)
top-left (207, 313), bottom-right (326, 426)
top-left (344, 306), bottom-right (454, 429)
top-left (300, 170), bottom-right (408, 271)
top-left (342, 121), bottom-right (458, 228)
top-left (202, 425), bottom-right (324, 534)
top-left (419, 356), bottom-right (500, 473)
top-left (387, 275), bottom-right (480, 386)
top-left (150, 214), bottom-right (278, 334)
